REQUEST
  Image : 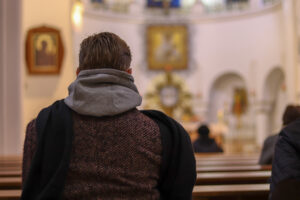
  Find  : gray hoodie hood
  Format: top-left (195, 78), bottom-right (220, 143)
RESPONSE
top-left (64, 68), bottom-right (142, 117)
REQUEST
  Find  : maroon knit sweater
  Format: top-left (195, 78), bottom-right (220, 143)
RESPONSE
top-left (22, 109), bottom-right (162, 200)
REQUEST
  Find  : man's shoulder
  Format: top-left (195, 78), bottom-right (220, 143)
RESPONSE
top-left (26, 119), bottom-right (37, 130)
top-left (140, 109), bottom-right (189, 137)
top-left (25, 118), bottom-right (37, 139)
top-left (140, 109), bottom-right (178, 125)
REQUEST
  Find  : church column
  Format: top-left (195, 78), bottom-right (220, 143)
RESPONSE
top-left (0, 0), bottom-right (4, 155)
top-left (0, 0), bottom-right (22, 156)
top-left (254, 101), bottom-right (273, 146)
top-left (282, 0), bottom-right (298, 103)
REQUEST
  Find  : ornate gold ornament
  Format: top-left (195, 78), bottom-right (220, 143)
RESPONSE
top-left (144, 70), bottom-right (194, 121)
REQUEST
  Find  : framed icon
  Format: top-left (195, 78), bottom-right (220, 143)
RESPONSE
top-left (147, 0), bottom-right (180, 8)
top-left (147, 25), bottom-right (188, 70)
top-left (25, 26), bottom-right (64, 74)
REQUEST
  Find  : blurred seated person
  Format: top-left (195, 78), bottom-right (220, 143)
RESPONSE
top-left (259, 105), bottom-right (300, 165)
top-left (193, 125), bottom-right (223, 153)
top-left (270, 116), bottom-right (300, 197)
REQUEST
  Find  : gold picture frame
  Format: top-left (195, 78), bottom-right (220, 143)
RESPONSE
top-left (147, 25), bottom-right (188, 70)
top-left (25, 26), bottom-right (64, 74)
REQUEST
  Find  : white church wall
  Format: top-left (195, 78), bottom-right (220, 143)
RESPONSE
top-left (74, 2), bottom-right (283, 126)
top-left (22, 0), bottom-right (75, 135)
top-left (0, 0), bottom-right (297, 155)
top-left (198, 9), bottom-right (283, 103)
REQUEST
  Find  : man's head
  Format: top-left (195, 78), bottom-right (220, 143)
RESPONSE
top-left (282, 105), bottom-right (300, 126)
top-left (78, 32), bottom-right (132, 74)
top-left (197, 125), bottom-right (210, 137)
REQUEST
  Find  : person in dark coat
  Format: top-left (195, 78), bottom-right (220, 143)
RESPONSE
top-left (193, 124), bottom-right (223, 153)
top-left (259, 105), bottom-right (300, 165)
top-left (270, 106), bottom-right (300, 198)
top-left (21, 32), bottom-right (196, 200)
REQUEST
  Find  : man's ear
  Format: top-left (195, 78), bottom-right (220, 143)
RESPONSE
top-left (126, 68), bottom-right (132, 74)
top-left (76, 68), bottom-right (80, 76)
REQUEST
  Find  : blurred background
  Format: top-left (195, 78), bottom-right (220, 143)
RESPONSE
top-left (0, 0), bottom-right (299, 155)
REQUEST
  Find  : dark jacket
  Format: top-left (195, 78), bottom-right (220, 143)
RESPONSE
top-left (193, 136), bottom-right (223, 153)
top-left (22, 108), bottom-right (162, 199)
top-left (21, 100), bottom-right (196, 200)
top-left (270, 118), bottom-right (300, 196)
top-left (259, 134), bottom-right (278, 165)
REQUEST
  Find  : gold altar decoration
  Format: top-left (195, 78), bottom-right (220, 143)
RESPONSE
top-left (231, 87), bottom-right (248, 128)
top-left (144, 70), bottom-right (194, 121)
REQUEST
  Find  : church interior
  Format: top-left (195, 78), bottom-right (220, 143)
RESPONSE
top-left (0, 0), bottom-right (300, 199)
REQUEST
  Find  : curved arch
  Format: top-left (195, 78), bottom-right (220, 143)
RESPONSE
top-left (263, 67), bottom-right (285, 101)
top-left (263, 67), bottom-right (286, 133)
top-left (208, 72), bottom-right (247, 123)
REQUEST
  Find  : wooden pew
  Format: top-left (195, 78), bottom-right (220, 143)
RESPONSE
top-left (0, 185), bottom-right (270, 200)
top-left (0, 177), bottom-right (21, 189)
top-left (196, 171), bottom-right (271, 185)
top-left (193, 183), bottom-right (269, 200)
top-left (0, 190), bottom-right (21, 200)
top-left (0, 157), bottom-right (21, 162)
top-left (0, 170), bottom-right (21, 177)
top-left (195, 153), bottom-right (259, 160)
top-left (197, 159), bottom-right (258, 166)
top-left (0, 184), bottom-right (270, 200)
top-left (0, 163), bottom-right (21, 168)
top-left (0, 171), bottom-right (271, 188)
top-left (0, 157), bottom-right (22, 166)
top-left (197, 165), bottom-right (271, 172)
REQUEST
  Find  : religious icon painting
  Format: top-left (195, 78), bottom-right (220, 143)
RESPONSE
top-left (91, 0), bottom-right (103, 3)
top-left (25, 26), bottom-right (64, 74)
top-left (231, 87), bottom-right (248, 117)
top-left (90, 0), bottom-right (103, 8)
top-left (147, 25), bottom-right (188, 70)
top-left (147, 0), bottom-right (180, 8)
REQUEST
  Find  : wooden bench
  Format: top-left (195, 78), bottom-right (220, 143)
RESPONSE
top-left (0, 177), bottom-right (21, 189)
top-left (0, 184), bottom-right (269, 200)
top-left (0, 185), bottom-right (270, 200)
top-left (0, 157), bottom-right (21, 162)
top-left (0, 158), bottom-right (22, 166)
top-left (197, 165), bottom-right (271, 172)
top-left (197, 159), bottom-right (258, 166)
top-left (195, 153), bottom-right (259, 159)
top-left (0, 157), bottom-right (22, 170)
top-left (0, 170), bottom-right (22, 177)
top-left (0, 166), bottom-right (21, 172)
top-left (193, 183), bottom-right (269, 200)
top-left (0, 190), bottom-right (21, 200)
top-left (196, 171), bottom-right (271, 185)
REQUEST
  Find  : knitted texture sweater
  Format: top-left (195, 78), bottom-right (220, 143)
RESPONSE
top-left (22, 109), bottom-right (162, 200)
